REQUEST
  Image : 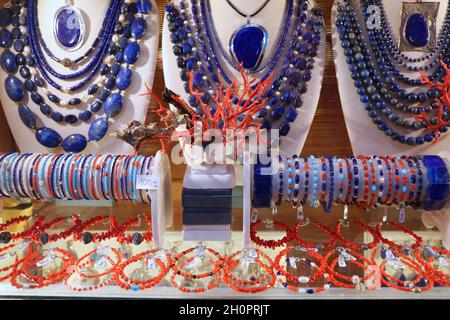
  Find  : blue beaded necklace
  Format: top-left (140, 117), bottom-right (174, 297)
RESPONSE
top-left (165, 0), bottom-right (324, 135)
top-left (336, 0), bottom-right (449, 145)
top-left (361, 0), bottom-right (450, 85)
top-left (0, 0), bottom-right (152, 153)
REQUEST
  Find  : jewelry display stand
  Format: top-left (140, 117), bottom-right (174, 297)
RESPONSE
top-left (331, 0), bottom-right (450, 156)
top-left (421, 151), bottom-right (450, 249)
top-left (162, 0), bottom-right (326, 157)
top-left (0, 0), bottom-right (160, 155)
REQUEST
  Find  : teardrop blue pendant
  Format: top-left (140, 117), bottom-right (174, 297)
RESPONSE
top-left (54, 5), bottom-right (85, 50)
top-left (229, 22), bottom-right (268, 72)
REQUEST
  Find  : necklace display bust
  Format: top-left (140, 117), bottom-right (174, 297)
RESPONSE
top-left (0, 0), bottom-right (159, 154)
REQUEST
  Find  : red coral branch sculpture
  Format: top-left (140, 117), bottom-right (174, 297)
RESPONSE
top-left (137, 66), bottom-right (273, 154)
top-left (416, 61), bottom-right (450, 143)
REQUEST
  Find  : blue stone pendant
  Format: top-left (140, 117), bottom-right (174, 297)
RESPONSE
top-left (399, 1), bottom-right (439, 52)
top-left (229, 22), bottom-right (268, 72)
top-left (54, 5), bottom-right (85, 50)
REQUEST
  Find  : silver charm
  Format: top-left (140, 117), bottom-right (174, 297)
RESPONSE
top-left (399, 0), bottom-right (439, 52)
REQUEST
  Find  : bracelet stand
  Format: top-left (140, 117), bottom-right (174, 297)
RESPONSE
top-left (331, 0), bottom-right (450, 155)
top-left (0, 151), bottom-right (172, 249)
top-left (182, 164), bottom-right (235, 241)
top-left (421, 151), bottom-right (450, 249)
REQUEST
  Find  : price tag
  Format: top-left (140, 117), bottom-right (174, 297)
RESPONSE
top-left (147, 258), bottom-right (157, 270)
top-left (97, 245), bottom-right (110, 257)
top-left (19, 241), bottom-right (29, 251)
top-left (240, 256), bottom-right (255, 268)
top-left (247, 249), bottom-right (258, 258)
top-left (36, 254), bottom-right (55, 267)
top-left (399, 207), bottom-right (406, 224)
top-left (341, 250), bottom-right (356, 261)
top-left (94, 256), bottom-right (108, 269)
top-left (136, 175), bottom-right (160, 190)
top-left (385, 250), bottom-right (396, 261)
top-left (427, 247), bottom-right (439, 257)
top-left (288, 257), bottom-right (297, 269)
top-left (195, 245), bottom-right (206, 257)
top-left (388, 259), bottom-right (405, 269)
top-left (439, 255), bottom-right (448, 266)
top-left (0, 253), bottom-right (9, 261)
top-left (338, 256), bottom-right (347, 268)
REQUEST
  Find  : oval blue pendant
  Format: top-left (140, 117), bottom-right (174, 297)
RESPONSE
top-left (229, 23), bottom-right (268, 72)
top-left (404, 13), bottom-right (429, 48)
top-left (54, 6), bottom-right (84, 50)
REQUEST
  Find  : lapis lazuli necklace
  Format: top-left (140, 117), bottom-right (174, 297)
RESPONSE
top-left (336, 0), bottom-right (449, 146)
top-left (226, 0), bottom-right (270, 73)
top-left (165, 0), bottom-right (324, 137)
top-left (0, 0), bottom-right (152, 153)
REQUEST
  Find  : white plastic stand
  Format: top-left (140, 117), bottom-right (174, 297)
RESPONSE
top-left (0, 0), bottom-right (160, 154)
top-left (162, 0), bottom-right (325, 157)
top-left (150, 151), bottom-right (173, 249)
top-left (331, 0), bottom-right (450, 155)
top-left (243, 152), bottom-right (251, 248)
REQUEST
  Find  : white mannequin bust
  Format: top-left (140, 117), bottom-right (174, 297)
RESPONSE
top-left (162, 0), bottom-right (325, 157)
top-left (0, 0), bottom-right (159, 154)
top-left (332, 0), bottom-right (450, 156)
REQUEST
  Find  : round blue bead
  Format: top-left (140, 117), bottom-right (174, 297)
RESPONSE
top-left (40, 103), bottom-right (52, 115)
top-left (64, 114), bottom-right (78, 124)
top-left (123, 42), bottom-right (140, 64)
top-left (24, 79), bottom-right (36, 92)
top-left (36, 127), bottom-right (62, 148)
top-left (18, 104), bottom-right (36, 129)
top-left (0, 49), bottom-right (16, 73)
top-left (131, 18), bottom-right (147, 39)
top-left (51, 112), bottom-right (64, 122)
top-left (69, 98), bottom-right (82, 106)
top-left (279, 123), bottom-right (290, 136)
top-left (48, 94), bottom-right (60, 104)
top-left (116, 67), bottom-right (133, 90)
top-left (0, 8), bottom-right (12, 26)
top-left (31, 92), bottom-right (44, 104)
top-left (5, 75), bottom-right (24, 102)
top-left (286, 108), bottom-right (298, 122)
top-left (62, 134), bottom-right (87, 153)
top-left (87, 84), bottom-right (98, 95)
top-left (104, 93), bottom-right (123, 117)
top-left (90, 100), bottom-right (102, 113)
top-left (0, 28), bottom-right (12, 48)
top-left (89, 117), bottom-right (109, 141)
top-left (78, 110), bottom-right (92, 121)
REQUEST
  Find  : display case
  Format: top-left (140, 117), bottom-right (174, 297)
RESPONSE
top-left (0, 0), bottom-right (449, 301)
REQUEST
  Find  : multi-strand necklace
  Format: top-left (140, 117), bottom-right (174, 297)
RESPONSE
top-left (165, 0), bottom-right (324, 136)
top-left (0, 0), bottom-right (152, 152)
top-left (335, 0), bottom-right (450, 146)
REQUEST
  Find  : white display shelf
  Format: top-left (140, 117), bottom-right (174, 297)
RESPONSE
top-left (0, 283), bottom-right (449, 300)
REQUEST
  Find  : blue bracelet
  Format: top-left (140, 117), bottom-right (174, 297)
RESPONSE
top-left (422, 156), bottom-right (450, 211)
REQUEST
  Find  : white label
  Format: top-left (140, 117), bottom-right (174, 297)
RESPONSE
top-left (36, 255), bottom-right (55, 267)
top-left (0, 254), bottom-right (9, 261)
top-left (388, 260), bottom-right (405, 270)
top-left (288, 257), bottom-right (297, 269)
top-left (147, 258), bottom-right (157, 270)
top-left (240, 256), bottom-right (255, 268)
top-left (399, 208), bottom-right (406, 224)
top-left (97, 245), bottom-right (110, 257)
top-left (341, 250), bottom-right (356, 261)
top-left (136, 175), bottom-right (160, 190)
top-left (94, 256), bottom-right (108, 269)
top-left (195, 245), bottom-right (206, 257)
top-left (19, 241), bottom-right (29, 251)
top-left (247, 249), bottom-right (258, 258)
top-left (338, 256), bottom-right (347, 268)
top-left (439, 255), bottom-right (448, 266)
top-left (385, 250), bottom-right (396, 261)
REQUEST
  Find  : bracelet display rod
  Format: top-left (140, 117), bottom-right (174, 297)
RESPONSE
top-left (253, 155), bottom-right (450, 212)
top-left (0, 152), bottom-right (173, 248)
